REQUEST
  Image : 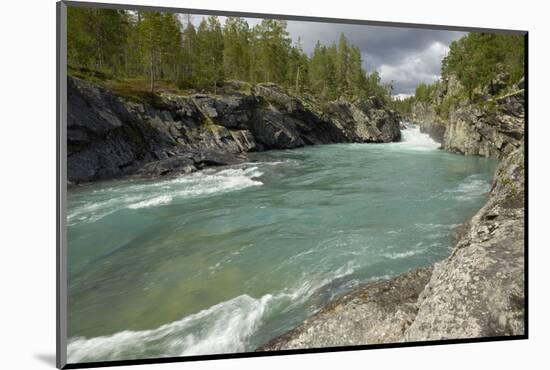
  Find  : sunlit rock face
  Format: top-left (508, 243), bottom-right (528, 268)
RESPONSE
top-left (410, 75), bottom-right (524, 160)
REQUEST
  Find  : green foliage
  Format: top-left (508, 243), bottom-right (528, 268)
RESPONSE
top-left (194, 17), bottom-right (224, 92)
top-left (308, 41), bottom-right (337, 100)
top-left (249, 19), bottom-right (292, 83)
top-left (178, 15), bottom-right (197, 87)
top-left (67, 8), bottom-right (129, 73)
top-left (414, 82), bottom-right (437, 103)
top-left (406, 33), bottom-right (524, 118)
top-left (223, 17), bottom-right (251, 82)
top-left (434, 94), bottom-right (461, 119)
top-left (67, 7), bottom-right (391, 103)
top-left (364, 70), bottom-right (391, 104)
top-left (441, 33), bottom-right (524, 99)
top-left (286, 39), bottom-right (309, 94)
top-left (390, 96), bottom-right (415, 116)
top-left (308, 37), bottom-right (389, 103)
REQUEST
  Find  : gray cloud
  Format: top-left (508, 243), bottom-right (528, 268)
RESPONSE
top-left (193, 15), bottom-right (465, 95)
top-left (285, 21), bottom-right (465, 95)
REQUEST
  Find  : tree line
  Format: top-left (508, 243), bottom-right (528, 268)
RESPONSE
top-left (390, 32), bottom-right (525, 116)
top-left (67, 8), bottom-right (392, 102)
top-left (441, 32), bottom-right (524, 99)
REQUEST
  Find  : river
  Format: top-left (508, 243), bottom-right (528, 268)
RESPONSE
top-left (66, 124), bottom-right (497, 362)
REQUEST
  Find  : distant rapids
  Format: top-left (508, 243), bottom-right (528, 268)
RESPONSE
top-left (66, 123), bottom-right (497, 363)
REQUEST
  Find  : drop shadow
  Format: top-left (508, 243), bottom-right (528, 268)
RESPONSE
top-left (34, 353), bottom-right (56, 367)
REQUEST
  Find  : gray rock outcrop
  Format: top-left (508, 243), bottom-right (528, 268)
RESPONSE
top-left (67, 77), bottom-right (401, 183)
top-left (258, 144), bottom-right (525, 350)
top-left (441, 89), bottom-right (524, 158)
top-left (405, 145), bottom-right (524, 340)
top-left (410, 102), bottom-right (445, 143)
top-left (257, 267), bottom-right (433, 350)
top-left (410, 76), bottom-right (524, 160)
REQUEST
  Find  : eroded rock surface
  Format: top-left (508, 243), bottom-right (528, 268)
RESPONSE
top-left (67, 77), bottom-right (401, 183)
top-left (410, 76), bottom-right (524, 160)
top-left (441, 89), bottom-right (524, 158)
top-left (257, 267), bottom-right (433, 350)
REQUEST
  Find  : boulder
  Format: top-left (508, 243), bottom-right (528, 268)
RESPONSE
top-left (488, 71), bottom-right (510, 95)
top-left (137, 155), bottom-right (197, 178)
top-left (251, 106), bottom-right (305, 149)
top-left (325, 100), bottom-right (401, 143)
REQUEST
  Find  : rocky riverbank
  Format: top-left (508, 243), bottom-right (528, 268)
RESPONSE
top-left (258, 143), bottom-right (524, 351)
top-left (410, 75), bottom-right (524, 160)
top-left (257, 75), bottom-right (525, 350)
top-left (67, 76), bottom-right (400, 184)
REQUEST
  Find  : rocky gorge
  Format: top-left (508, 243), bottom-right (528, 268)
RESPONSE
top-left (67, 76), bottom-right (400, 184)
top-left (66, 72), bottom-right (525, 352)
top-left (258, 75), bottom-right (526, 350)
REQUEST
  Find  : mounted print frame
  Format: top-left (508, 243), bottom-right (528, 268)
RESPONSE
top-left (57, 1), bottom-right (528, 368)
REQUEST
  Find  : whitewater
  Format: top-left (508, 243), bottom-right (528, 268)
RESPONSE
top-left (66, 124), bottom-right (497, 363)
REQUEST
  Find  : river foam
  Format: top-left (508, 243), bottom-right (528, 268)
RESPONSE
top-left (396, 123), bottom-right (441, 151)
top-left (445, 174), bottom-right (491, 200)
top-left (67, 131), bottom-right (497, 362)
top-left (68, 165), bottom-right (264, 226)
top-left (66, 262), bottom-right (356, 363)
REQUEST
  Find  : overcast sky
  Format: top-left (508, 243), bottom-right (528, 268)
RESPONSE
top-left (191, 15), bottom-right (465, 97)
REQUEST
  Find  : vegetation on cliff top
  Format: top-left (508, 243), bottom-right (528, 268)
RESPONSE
top-left (391, 32), bottom-right (525, 117)
top-left (441, 33), bottom-right (524, 97)
top-left (67, 8), bottom-right (393, 104)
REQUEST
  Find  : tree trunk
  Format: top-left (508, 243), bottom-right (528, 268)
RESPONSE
top-left (295, 66), bottom-right (300, 93)
top-left (150, 53), bottom-right (155, 94)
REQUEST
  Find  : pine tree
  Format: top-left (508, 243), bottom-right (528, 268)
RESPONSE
top-left (180, 15), bottom-right (197, 87)
top-left (253, 19), bottom-right (291, 84)
top-left (223, 17), bottom-right (251, 81)
top-left (137, 11), bottom-right (164, 93)
top-left (336, 33), bottom-right (351, 97)
top-left (195, 17), bottom-right (224, 92)
top-left (158, 13), bottom-right (182, 82)
top-left (287, 38), bottom-right (309, 93)
top-left (349, 46), bottom-right (367, 98)
top-left (67, 8), bottom-right (397, 103)
top-left (67, 8), bottom-right (129, 72)
top-left (441, 32), bottom-right (524, 99)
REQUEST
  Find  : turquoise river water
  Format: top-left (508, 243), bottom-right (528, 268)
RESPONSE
top-left (66, 125), bottom-right (497, 362)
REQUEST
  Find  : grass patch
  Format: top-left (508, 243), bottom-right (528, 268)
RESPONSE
top-left (68, 66), bottom-right (193, 107)
top-left (68, 66), bottom-right (115, 84)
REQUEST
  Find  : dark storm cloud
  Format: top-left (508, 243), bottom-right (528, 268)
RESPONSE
top-left (285, 21), bottom-right (466, 95)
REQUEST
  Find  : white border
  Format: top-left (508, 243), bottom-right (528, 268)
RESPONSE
top-left (1, 1), bottom-right (548, 369)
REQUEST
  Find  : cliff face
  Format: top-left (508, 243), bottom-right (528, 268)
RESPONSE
top-left (410, 75), bottom-right (524, 160)
top-left (441, 89), bottom-right (524, 159)
top-left (410, 102), bottom-right (445, 143)
top-left (258, 144), bottom-right (525, 351)
top-left (67, 77), bottom-right (400, 184)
